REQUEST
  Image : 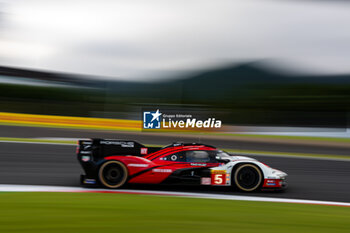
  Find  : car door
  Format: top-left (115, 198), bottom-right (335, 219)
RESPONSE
top-left (185, 150), bottom-right (219, 167)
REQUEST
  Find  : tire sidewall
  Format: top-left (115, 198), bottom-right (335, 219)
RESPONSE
top-left (233, 163), bottom-right (263, 192)
top-left (98, 160), bottom-right (128, 189)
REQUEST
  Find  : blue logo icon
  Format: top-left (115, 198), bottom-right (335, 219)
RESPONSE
top-left (143, 109), bottom-right (162, 129)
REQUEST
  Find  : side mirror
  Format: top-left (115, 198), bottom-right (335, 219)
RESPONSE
top-left (215, 156), bottom-right (230, 163)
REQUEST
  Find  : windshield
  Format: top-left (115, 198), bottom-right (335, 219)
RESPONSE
top-left (216, 150), bottom-right (231, 158)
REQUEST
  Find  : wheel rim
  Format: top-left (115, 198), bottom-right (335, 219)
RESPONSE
top-left (234, 164), bottom-right (262, 191)
top-left (99, 161), bottom-right (127, 188)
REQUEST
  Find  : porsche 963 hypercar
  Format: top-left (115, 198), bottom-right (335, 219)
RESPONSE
top-left (77, 139), bottom-right (287, 192)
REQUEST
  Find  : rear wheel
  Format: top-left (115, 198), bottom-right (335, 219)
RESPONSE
top-left (98, 161), bottom-right (128, 188)
top-left (233, 164), bottom-right (262, 192)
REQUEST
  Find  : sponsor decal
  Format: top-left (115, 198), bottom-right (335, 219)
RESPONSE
top-left (83, 145), bottom-right (91, 150)
top-left (140, 148), bottom-right (148, 155)
top-left (263, 180), bottom-right (283, 188)
top-left (201, 177), bottom-right (211, 185)
top-left (83, 179), bottom-right (96, 184)
top-left (264, 179), bottom-right (280, 187)
top-left (143, 109), bottom-right (222, 130)
top-left (211, 170), bottom-right (226, 174)
top-left (190, 163), bottom-right (207, 166)
top-left (81, 156), bottom-right (90, 162)
top-left (128, 164), bottom-right (149, 168)
top-left (100, 141), bottom-right (134, 147)
top-left (80, 151), bottom-right (92, 155)
top-left (226, 174), bottom-right (230, 183)
top-left (152, 169), bottom-right (172, 173)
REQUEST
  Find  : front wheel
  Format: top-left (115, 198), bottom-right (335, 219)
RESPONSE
top-left (98, 161), bottom-right (128, 188)
top-left (233, 164), bottom-right (263, 192)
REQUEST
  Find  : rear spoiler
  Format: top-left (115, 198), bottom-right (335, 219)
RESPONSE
top-left (77, 138), bottom-right (161, 157)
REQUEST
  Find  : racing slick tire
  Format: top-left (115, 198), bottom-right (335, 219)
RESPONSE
top-left (233, 164), bottom-right (263, 192)
top-left (98, 160), bottom-right (128, 188)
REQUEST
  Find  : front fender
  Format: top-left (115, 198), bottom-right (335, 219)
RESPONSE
top-left (210, 160), bottom-right (287, 186)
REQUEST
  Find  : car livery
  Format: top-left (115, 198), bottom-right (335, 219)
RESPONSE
top-left (77, 139), bottom-right (287, 192)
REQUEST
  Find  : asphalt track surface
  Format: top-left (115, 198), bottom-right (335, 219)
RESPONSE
top-left (0, 140), bottom-right (349, 202)
top-left (1, 125), bottom-right (350, 156)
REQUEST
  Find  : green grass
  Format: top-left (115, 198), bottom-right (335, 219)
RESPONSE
top-left (0, 192), bottom-right (349, 233)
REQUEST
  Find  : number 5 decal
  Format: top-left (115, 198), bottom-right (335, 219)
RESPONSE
top-left (211, 172), bottom-right (226, 185)
top-left (214, 174), bottom-right (223, 184)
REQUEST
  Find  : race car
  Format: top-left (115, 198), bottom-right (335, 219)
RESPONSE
top-left (77, 139), bottom-right (287, 192)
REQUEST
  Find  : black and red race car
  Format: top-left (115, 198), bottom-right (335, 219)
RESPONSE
top-left (77, 139), bottom-right (287, 192)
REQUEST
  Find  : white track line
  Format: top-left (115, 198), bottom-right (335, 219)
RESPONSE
top-left (0, 184), bottom-right (349, 207)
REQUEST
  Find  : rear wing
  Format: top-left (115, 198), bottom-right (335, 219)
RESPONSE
top-left (77, 138), bottom-right (161, 158)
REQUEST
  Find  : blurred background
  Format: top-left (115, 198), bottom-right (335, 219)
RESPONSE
top-left (1, 2), bottom-right (350, 232)
top-left (1, 0), bottom-right (350, 129)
